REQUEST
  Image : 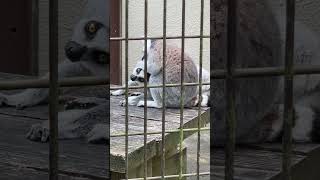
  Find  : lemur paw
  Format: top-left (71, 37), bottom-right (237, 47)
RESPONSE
top-left (26, 123), bottom-right (50, 142)
top-left (120, 100), bottom-right (126, 106)
top-left (86, 124), bottom-right (109, 144)
top-left (111, 89), bottom-right (125, 96)
top-left (120, 96), bottom-right (142, 106)
top-left (0, 93), bottom-right (32, 109)
top-left (0, 93), bottom-right (8, 106)
top-left (130, 92), bottom-right (143, 96)
top-left (65, 97), bottom-right (105, 110)
top-left (137, 100), bottom-right (145, 107)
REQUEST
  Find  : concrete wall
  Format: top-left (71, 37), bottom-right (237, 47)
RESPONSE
top-left (120, 0), bottom-right (210, 83)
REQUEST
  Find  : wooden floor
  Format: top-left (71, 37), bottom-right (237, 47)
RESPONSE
top-left (210, 143), bottom-right (320, 180)
top-left (1, 101), bottom-right (320, 180)
top-left (0, 73), bottom-right (319, 179)
top-left (0, 105), bottom-right (108, 180)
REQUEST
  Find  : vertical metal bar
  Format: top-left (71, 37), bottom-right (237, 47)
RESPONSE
top-left (161, 0), bottom-right (167, 179)
top-left (225, 0), bottom-right (237, 179)
top-left (124, 0), bottom-right (129, 179)
top-left (282, 0), bottom-right (295, 179)
top-left (179, 0), bottom-right (186, 178)
top-left (49, 0), bottom-right (59, 179)
top-left (210, 0), bottom-right (215, 178)
top-left (144, 0), bottom-right (148, 178)
top-left (197, 0), bottom-right (205, 179)
top-left (31, 0), bottom-right (39, 76)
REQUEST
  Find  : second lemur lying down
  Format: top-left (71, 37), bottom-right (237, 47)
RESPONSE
top-left (117, 40), bottom-right (200, 108)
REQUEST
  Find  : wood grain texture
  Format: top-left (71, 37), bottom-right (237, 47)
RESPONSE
top-left (1, 73), bottom-right (320, 179)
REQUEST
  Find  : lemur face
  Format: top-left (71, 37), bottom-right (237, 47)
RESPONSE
top-left (128, 40), bottom-right (154, 85)
top-left (65, 18), bottom-right (109, 65)
top-left (130, 57), bottom-right (151, 85)
top-left (65, 0), bottom-right (109, 64)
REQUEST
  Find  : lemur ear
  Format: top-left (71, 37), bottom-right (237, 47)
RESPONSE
top-left (141, 39), bottom-right (153, 53)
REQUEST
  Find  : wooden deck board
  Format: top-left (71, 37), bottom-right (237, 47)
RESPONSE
top-left (0, 73), bottom-right (320, 179)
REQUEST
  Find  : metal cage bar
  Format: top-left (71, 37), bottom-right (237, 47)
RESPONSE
top-left (0, 0), bottom-right (303, 179)
top-left (143, 0), bottom-right (149, 178)
top-left (282, 0), bottom-right (295, 179)
top-left (110, 35), bottom-right (210, 41)
top-left (3, 65), bottom-right (320, 90)
top-left (197, 0), bottom-right (205, 179)
top-left (111, 127), bottom-right (210, 138)
top-left (124, 172), bottom-right (210, 180)
top-left (161, 0), bottom-right (167, 178)
top-left (179, 0), bottom-right (186, 178)
top-left (124, 0), bottom-right (130, 179)
top-left (225, 0), bottom-right (237, 179)
top-left (48, 0), bottom-right (59, 179)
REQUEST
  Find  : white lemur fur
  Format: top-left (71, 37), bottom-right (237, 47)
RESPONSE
top-left (0, 0), bottom-right (109, 109)
top-left (4, 0), bottom-right (320, 145)
top-left (121, 40), bottom-right (199, 108)
top-left (210, 0), bottom-right (320, 145)
top-left (111, 40), bottom-right (211, 107)
top-left (7, 0), bottom-right (110, 143)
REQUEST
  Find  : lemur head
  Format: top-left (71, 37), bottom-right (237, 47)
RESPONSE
top-left (64, 0), bottom-right (109, 65)
top-left (127, 40), bottom-right (154, 84)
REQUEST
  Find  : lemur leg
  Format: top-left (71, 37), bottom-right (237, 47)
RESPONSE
top-left (267, 93), bottom-right (320, 143)
top-left (194, 93), bottom-right (209, 107)
top-left (111, 80), bottom-right (141, 96)
top-left (137, 100), bottom-right (162, 108)
top-left (64, 97), bottom-right (106, 110)
top-left (26, 102), bottom-right (108, 143)
top-left (110, 89), bottom-right (125, 96)
top-left (201, 94), bottom-right (209, 107)
top-left (120, 94), bottom-right (144, 106)
top-left (0, 61), bottom-right (91, 109)
top-left (86, 123), bottom-right (109, 144)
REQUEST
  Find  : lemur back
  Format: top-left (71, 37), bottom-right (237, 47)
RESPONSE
top-left (146, 40), bottom-right (198, 108)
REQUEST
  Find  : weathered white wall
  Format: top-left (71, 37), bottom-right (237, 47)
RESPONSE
top-left (121, 0), bottom-right (320, 83)
top-left (121, 0), bottom-right (210, 83)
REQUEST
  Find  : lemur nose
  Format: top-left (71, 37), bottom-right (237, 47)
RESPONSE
top-left (130, 74), bottom-right (137, 81)
top-left (136, 68), bottom-right (142, 74)
top-left (65, 41), bottom-right (87, 62)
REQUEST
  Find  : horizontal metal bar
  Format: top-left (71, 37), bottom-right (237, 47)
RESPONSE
top-left (111, 82), bottom-right (209, 90)
top-left (0, 76), bottom-right (108, 90)
top-left (110, 35), bottom-right (209, 41)
top-left (111, 127), bottom-right (210, 137)
top-left (212, 65), bottom-right (320, 78)
top-left (2, 65), bottom-right (320, 90)
top-left (124, 172), bottom-right (210, 180)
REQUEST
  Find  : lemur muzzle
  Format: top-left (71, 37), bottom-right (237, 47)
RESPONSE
top-left (65, 41), bottom-right (88, 62)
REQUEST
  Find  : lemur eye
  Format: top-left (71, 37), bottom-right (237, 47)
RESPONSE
top-left (85, 21), bottom-right (102, 39)
top-left (88, 23), bottom-right (97, 33)
top-left (136, 68), bottom-right (142, 74)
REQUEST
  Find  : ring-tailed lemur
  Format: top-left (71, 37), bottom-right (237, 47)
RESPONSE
top-left (111, 40), bottom-right (211, 107)
top-left (0, 0), bottom-right (109, 109)
top-left (118, 40), bottom-right (199, 108)
top-left (15, 0), bottom-right (110, 143)
top-left (210, 0), bottom-right (320, 145)
top-left (8, 0), bottom-right (320, 145)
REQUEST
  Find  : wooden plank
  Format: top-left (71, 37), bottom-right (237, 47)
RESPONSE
top-left (212, 148), bottom-right (304, 172)
top-left (211, 146), bottom-right (320, 180)
top-left (0, 162), bottom-right (91, 180)
top-left (243, 143), bottom-right (320, 155)
top-left (0, 113), bottom-right (109, 179)
top-left (0, 85), bottom-right (209, 174)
